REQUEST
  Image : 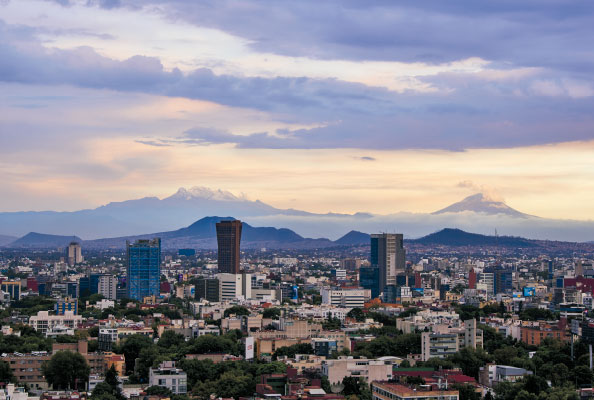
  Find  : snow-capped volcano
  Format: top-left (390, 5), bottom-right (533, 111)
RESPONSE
top-left (166, 187), bottom-right (247, 202)
top-left (432, 193), bottom-right (532, 218)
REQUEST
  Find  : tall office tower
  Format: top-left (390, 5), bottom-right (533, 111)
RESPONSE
top-left (216, 220), bottom-right (242, 274)
top-left (67, 242), bottom-right (83, 266)
top-left (370, 233), bottom-right (406, 293)
top-left (126, 238), bottom-right (161, 301)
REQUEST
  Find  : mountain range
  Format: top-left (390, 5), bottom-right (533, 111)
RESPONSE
top-left (0, 187), bottom-right (593, 242)
top-left (3, 218), bottom-right (585, 251)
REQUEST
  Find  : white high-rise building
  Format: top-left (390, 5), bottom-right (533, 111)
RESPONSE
top-left (98, 275), bottom-right (118, 300)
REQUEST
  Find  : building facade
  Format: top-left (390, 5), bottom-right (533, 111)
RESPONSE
top-left (370, 233), bottom-right (406, 293)
top-left (216, 220), bottom-right (242, 274)
top-left (126, 238), bottom-right (161, 301)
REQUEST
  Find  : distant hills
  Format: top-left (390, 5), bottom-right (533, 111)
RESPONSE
top-left (3, 218), bottom-right (586, 251)
top-left (1, 186), bottom-right (594, 242)
top-left (411, 228), bottom-right (537, 247)
top-left (0, 234), bottom-right (17, 246)
top-left (8, 233), bottom-right (82, 248)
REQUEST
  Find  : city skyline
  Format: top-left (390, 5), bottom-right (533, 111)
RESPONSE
top-left (1, 1), bottom-right (594, 220)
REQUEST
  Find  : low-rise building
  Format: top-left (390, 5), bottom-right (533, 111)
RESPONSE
top-left (29, 311), bottom-right (83, 336)
top-left (322, 357), bottom-right (395, 385)
top-left (148, 361), bottom-right (187, 394)
top-left (371, 381), bottom-right (459, 400)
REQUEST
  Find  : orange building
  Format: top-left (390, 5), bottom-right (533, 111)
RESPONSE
top-left (520, 322), bottom-right (567, 346)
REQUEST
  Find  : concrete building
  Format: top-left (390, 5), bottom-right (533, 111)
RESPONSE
top-left (55, 297), bottom-right (78, 315)
top-left (217, 273), bottom-right (251, 301)
top-left (29, 311), bottom-right (82, 335)
top-left (479, 364), bottom-right (532, 387)
top-left (0, 280), bottom-right (21, 301)
top-left (322, 357), bottom-right (394, 385)
top-left (66, 242), bottom-right (83, 266)
top-left (321, 288), bottom-right (371, 308)
top-left (371, 381), bottom-right (459, 400)
top-left (98, 275), bottom-right (118, 300)
top-left (149, 361), bottom-right (187, 394)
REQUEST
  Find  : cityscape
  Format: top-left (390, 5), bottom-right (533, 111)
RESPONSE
top-left (2, 2), bottom-right (594, 400)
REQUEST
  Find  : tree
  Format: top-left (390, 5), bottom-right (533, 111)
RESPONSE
top-left (347, 308), bottom-right (365, 322)
top-left (451, 384), bottom-right (480, 400)
top-left (0, 360), bottom-right (15, 383)
top-left (223, 306), bottom-right (250, 318)
top-left (574, 365), bottom-right (594, 386)
top-left (43, 351), bottom-right (90, 390)
top-left (322, 317), bottom-right (342, 330)
top-left (262, 308), bottom-right (282, 319)
top-left (118, 334), bottom-right (154, 373)
top-left (448, 347), bottom-right (491, 379)
top-left (158, 330), bottom-right (185, 349)
top-left (272, 343), bottom-right (314, 360)
top-left (145, 386), bottom-right (173, 397)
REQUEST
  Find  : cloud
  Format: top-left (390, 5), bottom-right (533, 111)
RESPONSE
top-left (458, 180), bottom-right (504, 202)
top-left (2, 18), bottom-right (594, 151)
top-left (360, 156), bottom-right (376, 161)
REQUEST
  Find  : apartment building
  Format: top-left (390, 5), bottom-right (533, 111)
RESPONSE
top-left (322, 357), bottom-right (395, 385)
top-left (149, 361), bottom-right (187, 395)
top-left (371, 382), bottom-right (459, 400)
top-left (29, 311), bottom-right (83, 335)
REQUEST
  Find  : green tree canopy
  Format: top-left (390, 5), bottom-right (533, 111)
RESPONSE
top-left (42, 351), bottom-right (90, 390)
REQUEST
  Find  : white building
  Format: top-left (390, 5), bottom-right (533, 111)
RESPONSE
top-left (98, 275), bottom-right (118, 300)
top-left (321, 288), bottom-right (370, 308)
top-left (149, 361), bottom-right (187, 394)
top-left (28, 310), bottom-right (82, 335)
top-left (217, 273), bottom-right (251, 301)
top-left (322, 356), bottom-right (395, 385)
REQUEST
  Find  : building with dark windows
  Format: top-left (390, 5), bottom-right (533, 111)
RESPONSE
top-left (126, 238), bottom-right (161, 301)
top-left (216, 220), bottom-right (242, 274)
top-left (359, 266), bottom-right (380, 299)
top-left (195, 277), bottom-right (220, 302)
top-left (370, 233), bottom-right (406, 293)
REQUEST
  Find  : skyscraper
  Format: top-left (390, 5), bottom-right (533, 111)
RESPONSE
top-left (216, 220), bottom-right (242, 274)
top-left (67, 242), bottom-right (83, 266)
top-left (370, 233), bottom-right (406, 293)
top-left (126, 238), bottom-right (161, 301)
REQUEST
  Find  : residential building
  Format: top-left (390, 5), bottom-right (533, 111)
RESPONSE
top-left (98, 275), bottom-right (118, 300)
top-left (126, 238), bottom-right (161, 301)
top-left (479, 364), bottom-right (532, 387)
top-left (29, 311), bottom-right (82, 335)
top-left (1, 280), bottom-right (21, 301)
top-left (55, 297), bottom-right (78, 315)
top-left (148, 361), bottom-right (187, 394)
top-left (216, 220), bottom-right (242, 274)
top-left (322, 357), bottom-right (394, 385)
top-left (371, 381), bottom-right (459, 400)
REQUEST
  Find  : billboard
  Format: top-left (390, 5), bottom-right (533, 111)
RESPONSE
top-left (292, 285), bottom-right (299, 300)
top-left (523, 287), bottom-right (535, 297)
top-left (244, 336), bottom-right (254, 360)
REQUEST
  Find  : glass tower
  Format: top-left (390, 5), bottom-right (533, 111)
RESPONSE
top-left (126, 238), bottom-right (161, 301)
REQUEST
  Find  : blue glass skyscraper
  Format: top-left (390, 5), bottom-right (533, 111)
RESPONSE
top-left (126, 238), bottom-right (161, 301)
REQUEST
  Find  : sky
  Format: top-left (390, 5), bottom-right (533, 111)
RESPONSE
top-left (1, 0), bottom-right (594, 219)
